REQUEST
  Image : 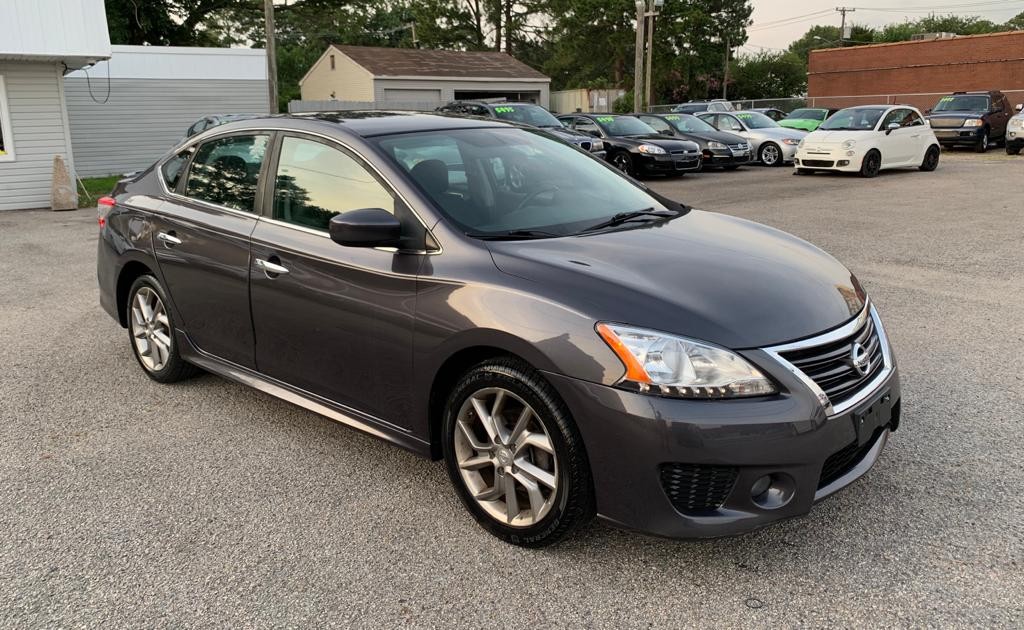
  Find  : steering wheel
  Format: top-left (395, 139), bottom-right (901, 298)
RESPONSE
top-left (513, 186), bottom-right (560, 212)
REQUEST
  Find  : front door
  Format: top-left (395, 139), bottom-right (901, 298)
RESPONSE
top-left (876, 109), bottom-right (915, 165)
top-left (249, 133), bottom-right (424, 424)
top-left (153, 133), bottom-right (270, 368)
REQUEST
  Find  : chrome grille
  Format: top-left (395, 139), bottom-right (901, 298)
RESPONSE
top-left (778, 312), bottom-right (883, 410)
top-left (670, 149), bottom-right (698, 155)
top-left (928, 117), bottom-right (966, 129)
top-left (728, 143), bottom-right (747, 150)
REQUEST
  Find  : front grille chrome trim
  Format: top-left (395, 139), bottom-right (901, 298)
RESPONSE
top-left (763, 303), bottom-right (893, 417)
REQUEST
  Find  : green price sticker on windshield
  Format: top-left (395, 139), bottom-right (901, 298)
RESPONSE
top-left (736, 113), bottom-right (753, 119)
top-left (665, 115), bottom-right (681, 120)
top-left (939, 96), bottom-right (954, 103)
top-left (596, 116), bottom-right (615, 123)
top-left (494, 106), bottom-right (516, 113)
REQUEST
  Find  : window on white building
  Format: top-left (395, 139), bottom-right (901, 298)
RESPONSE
top-left (0, 76), bottom-right (13, 161)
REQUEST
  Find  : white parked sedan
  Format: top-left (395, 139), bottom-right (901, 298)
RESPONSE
top-left (794, 105), bottom-right (940, 178)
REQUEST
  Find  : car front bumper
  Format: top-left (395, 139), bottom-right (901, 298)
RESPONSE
top-left (1006, 128), bottom-right (1023, 149)
top-left (544, 337), bottom-right (901, 539)
top-left (794, 149), bottom-right (863, 172)
top-left (931, 127), bottom-right (985, 145)
top-left (636, 152), bottom-right (702, 175)
top-left (703, 148), bottom-right (751, 166)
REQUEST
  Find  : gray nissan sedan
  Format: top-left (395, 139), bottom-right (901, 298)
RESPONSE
top-left (97, 112), bottom-right (900, 547)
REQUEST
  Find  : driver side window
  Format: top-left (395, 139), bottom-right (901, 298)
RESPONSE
top-left (719, 115), bottom-right (743, 132)
top-left (880, 109), bottom-right (906, 130)
top-left (575, 118), bottom-right (602, 137)
top-left (641, 116), bottom-right (671, 134)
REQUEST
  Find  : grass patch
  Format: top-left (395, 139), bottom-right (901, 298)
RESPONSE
top-left (77, 175), bottom-right (122, 208)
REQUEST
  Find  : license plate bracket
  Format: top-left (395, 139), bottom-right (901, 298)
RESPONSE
top-left (851, 390), bottom-right (892, 446)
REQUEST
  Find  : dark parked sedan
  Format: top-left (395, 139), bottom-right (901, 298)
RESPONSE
top-left (633, 112), bottom-right (751, 169)
top-left (98, 112), bottom-right (901, 547)
top-left (556, 113), bottom-right (701, 176)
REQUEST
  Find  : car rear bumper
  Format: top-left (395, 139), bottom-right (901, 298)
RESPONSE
top-left (544, 355), bottom-right (901, 539)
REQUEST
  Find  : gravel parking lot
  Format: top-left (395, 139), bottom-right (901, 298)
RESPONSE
top-left (1, 151), bottom-right (1021, 627)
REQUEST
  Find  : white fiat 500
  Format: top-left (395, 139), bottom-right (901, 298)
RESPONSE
top-left (794, 105), bottom-right (940, 178)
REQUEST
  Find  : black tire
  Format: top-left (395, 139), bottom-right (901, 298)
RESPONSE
top-left (795, 168), bottom-right (814, 176)
top-left (610, 151), bottom-right (634, 176)
top-left (974, 128), bottom-right (989, 153)
top-left (919, 145), bottom-right (940, 172)
top-left (126, 275), bottom-right (199, 383)
top-left (441, 357), bottom-right (595, 547)
top-left (859, 150), bottom-right (881, 178)
top-left (1007, 144), bottom-right (1022, 156)
top-left (759, 142), bottom-right (783, 167)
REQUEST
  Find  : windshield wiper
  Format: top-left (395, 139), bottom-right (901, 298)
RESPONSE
top-left (577, 207), bottom-right (678, 234)
top-left (465, 229), bottom-right (563, 241)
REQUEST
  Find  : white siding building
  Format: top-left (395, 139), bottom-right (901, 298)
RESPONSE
top-left (297, 45), bottom-right (550, 111)
top-left (0, 0), bottom-right (111, 210)
top-left (65, 46), bottom-right (269, 177)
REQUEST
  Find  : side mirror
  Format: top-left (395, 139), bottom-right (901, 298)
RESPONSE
top-left (329, 208), bottom-right (401, 248)
top-left (660, 129), bottom-right (673, 136)
top-left (886, 122), bottom-right (900, 134)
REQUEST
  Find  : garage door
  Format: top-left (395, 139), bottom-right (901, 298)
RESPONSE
top-left (382, 89), bottom-right (442, 109)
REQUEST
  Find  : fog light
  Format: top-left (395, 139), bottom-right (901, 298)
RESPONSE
top-left (794, 158), bottom-right (801, 165)
top-left (846, 150), bottom-right (855, 156)
top-left (838, 160), bottom-right (850, 166)
top-left (750, 473), bottom-right (795, 509)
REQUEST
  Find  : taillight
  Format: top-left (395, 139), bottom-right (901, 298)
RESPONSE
top-left (97, 196), bottom-right (115, 229)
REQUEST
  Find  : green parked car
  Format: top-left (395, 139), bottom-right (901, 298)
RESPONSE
top-left (778, 108), bottom-right (838, 132)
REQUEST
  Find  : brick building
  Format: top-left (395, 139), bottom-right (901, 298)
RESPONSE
top-left (807, 31), bottom-right (1024, 111)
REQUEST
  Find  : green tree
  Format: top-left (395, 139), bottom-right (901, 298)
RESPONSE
top-left (105, 0), bottom-right (260, 46)
top-left (787, 24), bottom-right (875, 65)
top-left (729, 51), bottom-right (806, 99)
top-left (1006, 11), bottom-right (1024, 30)
top-left (875, 14), bottom-right (1003, 42)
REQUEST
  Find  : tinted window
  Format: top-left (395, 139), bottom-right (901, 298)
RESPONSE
top-left (640, 116), bottom-right (672, 134)
top-left (491, 104), bottom-right (562, 127)
top-left (273, 136), bottom-right (394, 231)
top-left (574, 118), bottom-right (601, 137)
top-left (733, 112), bottom-right (777, 129)
top-left (933, 95), bottom-right (989, 112)
top-left (594, 115), bottom-right (657, 136)
top-left (161, 149), bottom-right (192, 190)
top-left (664, 114), bottom-right (717, 133)
top-left (184, 134), bottom-right (268, 212)
top-left (375, 128), bottom-right (669, 237)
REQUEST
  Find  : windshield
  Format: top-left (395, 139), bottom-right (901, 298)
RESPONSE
top-left (734, 112), bottom-right (778, 129)
top-left (820, 107), bottom-right (886, 131)
top-left (663, 114), bottom-right (717, 133)
top-left (933, 95), bottom-right (989, 112)
top-left (787, 108), bottom-right (827, 121)
top-left (491, 104), bottom-right (563, 128)
top-left (374, 128), bottom-right (669, 237)
top-left (594, 115), bottom-right (659, 136)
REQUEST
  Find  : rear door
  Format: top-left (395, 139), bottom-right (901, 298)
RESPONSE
top-left (153, 132), bottom-right (270, 368)
top-left (248, 133), bottom-right (424, 423)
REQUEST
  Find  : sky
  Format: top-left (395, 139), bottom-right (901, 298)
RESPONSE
top-left (744, 0), bottom-right (1024, 52)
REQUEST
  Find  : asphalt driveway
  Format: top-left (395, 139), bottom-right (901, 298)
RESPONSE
top-left (0, 152), bottom-right (1021, 627)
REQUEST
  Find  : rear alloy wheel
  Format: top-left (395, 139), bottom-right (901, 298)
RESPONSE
top-left (759, 142), bottom-right (782, 166)
top-left (442, 358), bottom-right (594, 547)
top-left (975, 129), bottom-right (989, 153)
top-left (859, 150), bottom-right (881, 178)
top-left (127, 275), bottom-right (198, 383)
top-left (611, 152), bottom-right (634, 176)
top-left (919, 145), bottom-right (940, 171)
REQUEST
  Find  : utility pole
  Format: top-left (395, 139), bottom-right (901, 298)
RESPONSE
top-left (634, 1), bottom-right (645, 112)
top-left (264, 0), bottom-right (278, 113)
top-left (722, 34), bottom-right (729, 99)
top-left (644, 1), bottom-right (659, 112)
top-left (836, 6), bottom-right (855, 45)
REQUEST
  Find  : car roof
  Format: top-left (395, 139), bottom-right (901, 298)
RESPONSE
top-left (205, 111), bottom-right (510, 138)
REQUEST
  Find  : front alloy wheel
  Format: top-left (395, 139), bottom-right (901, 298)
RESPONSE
top-left (759, 142), bottom-right (781, 166)
top-left (611, 152), bottom-right (634, 176)
top-left (860, 150), bottom-right (881, 178)
top-left (442, 358), bottom-right (594, 547)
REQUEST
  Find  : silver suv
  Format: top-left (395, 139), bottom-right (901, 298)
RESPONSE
top-left (1006, 104), bottom-right (1023, 155)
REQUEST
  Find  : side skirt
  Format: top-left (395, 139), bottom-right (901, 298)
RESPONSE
top-left (176, 330), bottom-right (433, 458)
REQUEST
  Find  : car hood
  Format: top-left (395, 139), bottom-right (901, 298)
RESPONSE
top-left (540, 125), bottom-right (592, 144)
top-left (802, 129), bottom-right (870, 144)
top-left (487, 210), bottom-right (866, 349)
top-left (678, 130), bottom-right (747, 145)
top-left (615, 135), bottom-right (700, 150)
top-left (780, 119), bottom-right (819, 130)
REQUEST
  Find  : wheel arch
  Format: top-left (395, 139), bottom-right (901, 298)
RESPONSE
top-left (115, 260), bottom-right (156, 327)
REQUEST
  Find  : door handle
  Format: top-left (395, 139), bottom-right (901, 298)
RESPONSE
top-left (157, 231), bottom-right (182, 246)
top-left (255, 258), bottom-right (289, 276)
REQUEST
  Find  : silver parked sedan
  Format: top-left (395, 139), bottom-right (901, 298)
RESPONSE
top-left (698, 111), bottom-right (806, 166)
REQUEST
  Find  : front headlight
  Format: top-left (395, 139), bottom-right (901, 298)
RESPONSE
top-left (707, 141), bottom-right (727, 150)
top-left (637, 144), bottom-right (667, 154)
top-left (963, 119), bottom-right (983, 128)
top-left (842, 139), bottom-right (856, 150)
top-left (596, 323), bottom-right (777, 398)
top-left (781, 138), bottom-right (801, 146)
top-left (1010, 118), bottom-right (1024, 129)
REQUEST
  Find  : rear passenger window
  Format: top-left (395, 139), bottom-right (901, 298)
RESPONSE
top-left (184, 134), bottom-right (269, 212)
top-left (642, 116), bottom-right (671, 133)
top-left (161, 148), bottom-right (193, 190)
top-left (273, 136), bottom-right (394, 231)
